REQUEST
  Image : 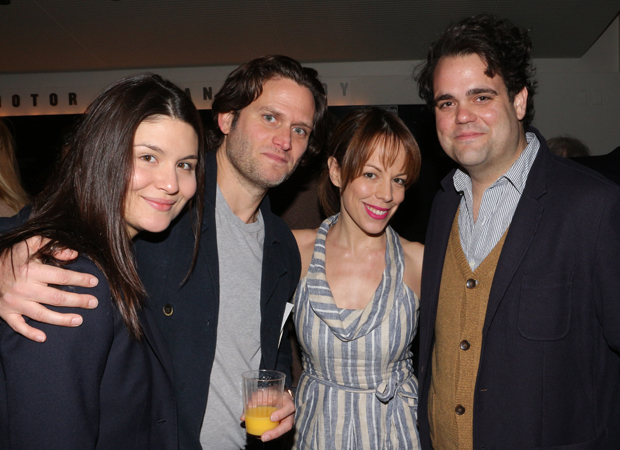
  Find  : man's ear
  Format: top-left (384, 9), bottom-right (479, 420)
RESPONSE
top-left (513, 86), bottom-right (528, 121)
top-left (218, 112), bottom-right (235, 135)
top-left (328, 157), bottom-right (342, 188)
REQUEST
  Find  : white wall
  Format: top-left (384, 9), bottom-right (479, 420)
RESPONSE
top-left (1, 18), bottom-right (618, 154)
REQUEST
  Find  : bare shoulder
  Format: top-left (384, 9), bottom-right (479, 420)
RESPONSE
top-left (292, 229), bottom-right (317, 253)
top-left (398, 236), bottom-right (424, 297)
top-left (292, 228), bottom-right (318, 279)
top-left (398, 236), bottom-right (424, 264)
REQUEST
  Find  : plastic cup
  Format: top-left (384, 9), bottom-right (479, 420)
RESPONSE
top-left (242, 370), bottom-right (285, 437)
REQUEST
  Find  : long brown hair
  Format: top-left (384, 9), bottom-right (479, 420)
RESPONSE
top-left (319, 107), bottom-right (421, 217)
top-left (0, 119), bottom-right (29, 213)
top-left (0, 74), bottom-right (205, 339)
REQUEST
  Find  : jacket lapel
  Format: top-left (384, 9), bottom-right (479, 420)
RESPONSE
top-left (483, 131), bottom-right (548, 333)
top-left (139, 308), bottom-right (176, 384)
top-left (259, 195), bottom-right (289, 369)
top-left (199, 151), bottom-right (220, 305)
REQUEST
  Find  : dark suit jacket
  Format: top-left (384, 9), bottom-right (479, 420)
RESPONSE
top-left (135, 150), bottom-right (300, 450)
top-left (572, 146), bottom-right (620, 185)
top-left (0, 257), bottom-right (177, 450)
top-left (418, 129), bottom-right (620, 449)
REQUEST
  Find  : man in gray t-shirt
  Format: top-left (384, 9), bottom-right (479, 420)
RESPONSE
top-left (200, 187), bottom-right (265, 448)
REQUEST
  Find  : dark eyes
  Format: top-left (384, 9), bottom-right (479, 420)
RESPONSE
top-left (140, 155), bottom-right (194, 171)
top-left (178, 162), bottom-right (194, 171)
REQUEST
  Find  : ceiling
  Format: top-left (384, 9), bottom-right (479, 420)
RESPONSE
top-left (1, 0), bottom-right (619, 75)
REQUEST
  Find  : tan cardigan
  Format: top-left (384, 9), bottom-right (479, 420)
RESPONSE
top-left (429, 213), bottom-right (508, 450)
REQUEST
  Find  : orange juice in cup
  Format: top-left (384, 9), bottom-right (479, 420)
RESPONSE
top-left (242, 370), bottom-right (285, 437)
top-left (245, 405), bottom-right (279, 435)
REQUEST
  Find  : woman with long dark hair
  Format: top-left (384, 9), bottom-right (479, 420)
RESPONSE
top-left (0, 73), bottom-right (205, 449)
top-left (292, 107), bottom-right (423, 449)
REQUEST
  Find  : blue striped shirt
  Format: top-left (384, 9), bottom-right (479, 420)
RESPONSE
top-left (454, 132), bottom-right (540, 271)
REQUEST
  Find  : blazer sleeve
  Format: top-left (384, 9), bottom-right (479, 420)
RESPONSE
top-left (595, 190), bottom-right (620, 352)
top-left (0, 259), bottom-right (115, 450)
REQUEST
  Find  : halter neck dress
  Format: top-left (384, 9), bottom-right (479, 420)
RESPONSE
top-left (293, 215), bottom-right (420, 450)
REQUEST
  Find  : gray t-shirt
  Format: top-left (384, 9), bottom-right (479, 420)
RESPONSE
top-left (200, 186), bottom-right (264, 448)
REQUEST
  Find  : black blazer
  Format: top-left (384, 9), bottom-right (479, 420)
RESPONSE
top-left (572, 146), bottom-right (620, 185)
top-left (135, 150), bottom-right (300, 450)
top-left (0, 257), bottom-right (177, 450)
top-left (418, 129), bottom-right (620, 449)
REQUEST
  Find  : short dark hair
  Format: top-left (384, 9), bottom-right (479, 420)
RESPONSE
top-left (319, 107), bottom-right (421, 217)
top-left (0, 74), bottom-right (205, 339)
top-left (547, 136), bottom-right (591, 158)
top-left (415, 14), bottom-right (537, 128)
top-left (209, 55), bottom-right (328, 160)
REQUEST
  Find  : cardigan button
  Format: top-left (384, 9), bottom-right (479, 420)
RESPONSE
top-left (455, 404), bottom-right (465, 415)
top-left (163, 304), bottom-right (174, 316)
top-left (466, 278), bottom-right (477, 289)
top-left (460, 340), bottom-right (470, 351)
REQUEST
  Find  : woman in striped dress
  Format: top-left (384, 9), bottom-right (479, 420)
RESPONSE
top-left (292, 107), bottom-right (423, 449)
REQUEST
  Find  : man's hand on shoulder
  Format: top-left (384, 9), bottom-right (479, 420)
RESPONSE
top-left (0, 237), bottom-right (99, 342)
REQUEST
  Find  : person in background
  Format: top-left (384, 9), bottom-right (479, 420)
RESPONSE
top-left (0, 119), bottom-right (29, 217)
top-left (572, 146), bottom-right (620, 185)
top-left (415, 14), bottom-right (620, 449)
top-left (0, 73), bottom-right (205, 449)
top-left (0, 55), bottom-right (328, 449)
top-left (547, 135), bottom-right (590, 158)
top-left (292, 107), bottom-right (423, 449)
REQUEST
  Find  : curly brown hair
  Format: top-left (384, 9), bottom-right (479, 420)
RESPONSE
top-left (415, 14), bottom-right (537, 128)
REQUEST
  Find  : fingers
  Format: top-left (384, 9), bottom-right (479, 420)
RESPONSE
top-left (22, 237), bottom-right (78, 262)
top-left (3, 314), bottom-right (48, 343)
top-left (0, 240), bottom-right (98, 342)
top-left (261, 413), bottom-right (294, 442)
top-left (53, 247), bottom-right (79, 262)
top-left (4, 276), bottom-right (98, 309)
top-left (30, 263), bottom-right (98, 290)
top-left (262, 392), bottom-right (295, 442)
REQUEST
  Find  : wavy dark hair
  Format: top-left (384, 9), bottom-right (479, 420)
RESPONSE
top-left (415, 14), bottom-right (537, 128)
top-left (0, 74), bottom-right (205, 339)
top-left (319, 107), bottom-right (421, 217)
top-left (208, 55), bottom-right (328, 161)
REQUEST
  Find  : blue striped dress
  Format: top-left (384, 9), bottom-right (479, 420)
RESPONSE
top-left (293, 215), bottom-right (420, 450)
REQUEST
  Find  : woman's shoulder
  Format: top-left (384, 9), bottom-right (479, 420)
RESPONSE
top-left (396, 235), bottom-right (424, 297)
top-left (397, 235), bottom-right (424, 261)
top-left (60, 256), bottom-right (113, 311)
top-left (292, 228), bottom-right (318, 249)
top-left (292, 228), bottom-right (318, 279)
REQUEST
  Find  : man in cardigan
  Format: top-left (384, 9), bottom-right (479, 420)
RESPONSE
top-left (0, 56), bottom-right (328, 449)
top-left (415, 14), bottom-right (620, 449)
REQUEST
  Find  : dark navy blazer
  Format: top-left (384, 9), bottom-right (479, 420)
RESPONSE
top-left (135, 150), bottom-right (300, 450)
top-left (0, 256), bottom-right (178, 450)
top-left (418, 129), bottom-right (620, 450)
